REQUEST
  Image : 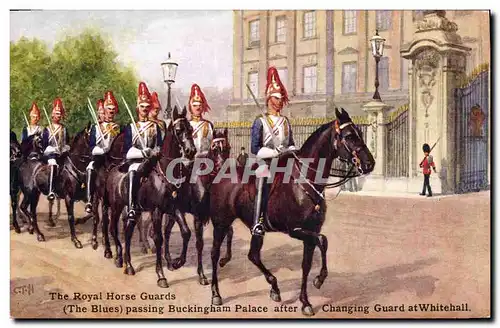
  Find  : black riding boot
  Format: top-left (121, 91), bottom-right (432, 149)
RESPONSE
top-left (251, 176), bottom-right (268, 236)
top-left (47, 164), bottom-right (56, 201)
top-left (127, 170), bottom-right (139, 218)
top-left (85, 168), bottom-right (94, 213)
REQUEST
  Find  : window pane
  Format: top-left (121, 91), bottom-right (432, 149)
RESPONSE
top-left (248, 72), bottom-right (258, 99)
top-left (379, 57), bottom-right (389, 91)
top-left (342, 63), bottom-right (357, 94)
top-left (344, 10), bottom-right (357, 34)
top-left (376, 10), bottom-right (391, 30)
top-left (250, 20), bottom-right (260, 43)
top-left (276, 16), bottom-right (286, 42)
top-left (303, 66), bottom-right (317, 94)
top-left (304, 11), bottom-right (316, 38)
top-left (277, 68), bottom-right (288, 89)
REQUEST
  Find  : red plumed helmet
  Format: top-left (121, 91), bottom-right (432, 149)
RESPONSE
top-left (97, 99), bottom-right (105, 111)
top-left (137, 82), bottom-right (152, 107)
top-left (29, 101), bottom-right (40, 117)
top-left (189, 83), bottom-right (210, 113)
top-left (265, 66), bottom-right (289, 105)
top-left (151, 91), bottom-right (161, 110)
top-left (52, 98), bottom-right (65, 117)
top-left (103, 91), bottom-right (118, 113)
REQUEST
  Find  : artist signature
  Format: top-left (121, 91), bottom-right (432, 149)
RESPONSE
top-left (11, 283), bottom-right (35, 296)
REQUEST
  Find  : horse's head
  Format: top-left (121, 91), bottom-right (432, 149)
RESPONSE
top-left (333, 107), bottom-right (375, 175)
top-left (21, 133), bottom-right (43, 158)
top-left (71, 123), bottom-right (92, 157)
top-left (210, 128), bottom-right (231, 169)
top-left (171, 105), bottom-right (196, 160)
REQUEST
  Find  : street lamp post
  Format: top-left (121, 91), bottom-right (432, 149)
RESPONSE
top-left (370, 30), bottom-right (386, 101)
top-left (161, 52), bottom-right (178, 120)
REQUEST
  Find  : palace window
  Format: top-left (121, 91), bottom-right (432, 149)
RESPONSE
top-left (304, 11), bottom-right (316, 38)
top-left (276, 16), bottom-right (286, 42)
top-left (343, 10), bottom-right (357, 34)
top-left (342, 62), bottom-right (357, 94)
top-left (303, 65), bottom-right (317, 94)
top-left (249, 19), bottom-right (260, 47)
top-left (277, 68), bottom-right (288, 89)
top-left (376, 10), bottom-right (392, 31)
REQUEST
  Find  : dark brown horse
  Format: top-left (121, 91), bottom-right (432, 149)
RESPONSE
top-left (208, 108), bottom-right (375, 316)
top-left (104, 106), bottom-right (196, 285)
top-left (10, 131), bottom-right (22, 233)
top-left (18, 126), bottom-right (92, 247)
top-left (163, 128), bottom-right (234, 285)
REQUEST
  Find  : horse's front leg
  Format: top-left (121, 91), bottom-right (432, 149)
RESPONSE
top-left (11, 190), bottom-right (20, 234)
top-left (91, 197), bottom-right (100, 250)
top-left (247, 235), bottom-right (281, 303)
top-left (171, 209), bottom-right (191, 270)
top-left (153, 209), bottom-right (168, 288)
top-left (29, 192), bottom-right (45, 242)
top-left (298, 241), bottom-right (315, 316)
top-left (19, 193), bottom-right (32, 233)
top-left (47, 199), bottom-right (56, 227)
top-left (194, 217), bottom-right (208, 285)
top-left (163, 214), bottom-right (176, 271)
top-left (210, 224), bottom-right (228, 306)
top-left (101, 201), bottom-right (112, 259)
top-left (65, 196), bottom-right (82, 248)
top-left (123, 213), bottom-right (137, 275)
top-left (219, 225), bottom-right (233, 268)
top-left (289, 228), bottom-right (329, 289)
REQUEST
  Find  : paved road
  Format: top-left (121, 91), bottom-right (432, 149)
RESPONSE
top-left (10, 191), bottom-right (490, 319)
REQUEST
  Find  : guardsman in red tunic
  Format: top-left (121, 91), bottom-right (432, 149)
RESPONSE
top-left (188, 84), bottom-right (214, 157)
top-left (419, 143), bottom-right (437, 197)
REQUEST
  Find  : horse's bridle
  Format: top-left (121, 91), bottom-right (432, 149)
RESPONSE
top-left (333, 120), bottom-right (364, 175)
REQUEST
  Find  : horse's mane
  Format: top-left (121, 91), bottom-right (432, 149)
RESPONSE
top-left (299, 121), bottom-right (333, 154)
top-left (71, 124), bottom-right (91, 147)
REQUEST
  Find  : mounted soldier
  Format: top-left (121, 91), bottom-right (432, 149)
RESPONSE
top-left (42, 97), bottom-right (70, 201)
top-left (188, 84), bottom-right (213, 157)
top-left (85, 92), bottom-right (121, 213)
top-left (149, 91), bottom-right (167, 135)
top-left (97, 98), bottom-right (106, 123)
top-left (123, 82), bottom-right (163, 218)
top-left (21, 102), bottom-right (43, 142)
top-left (250, 66), bottom-right (296, 236)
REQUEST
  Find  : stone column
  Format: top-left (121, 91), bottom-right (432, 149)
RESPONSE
top-left (401, 10), bottom-right (470, 194)
top-left (362, 100), bottom-right (392, 177)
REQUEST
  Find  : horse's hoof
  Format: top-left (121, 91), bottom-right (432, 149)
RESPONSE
top-left (115, 258), bottom-right (123, 268)
top-left (219, 257), bottom-right (231, 268)
top-left (104, 250), bottom-right (113, 259)
top-left (92, 240), bottom-right (98, 250)
top-left (37, 234), bottom-right (45, 242)
top-left (47, 220), bottom-right (56, 228)
top-left (14, 227), bottom-right (21, 234)
top-left (302, 305), bottom-right (315, 316)
top-left (124, 266), bottom-right (135, 275)
top-left (172, 257), bottom-right (185, 270)
top-left (199, 276), bottom-right (209, 286)
top-left (166, 263), bottom-right (174, 272)
top-left (212, 296), bottom-right (222, 306)
top-left (141, 246), bottom-right (148, 255)
top-left (73, 239), bottom-right (83, 249)
top-left (28, 227), bottom-right (34, 234)
top-left (270, 290), bottom-right (281, 302)
top-left (313, 276), bottom-right (324, 289)
top-left (157, 278), bottom-right (169, 288)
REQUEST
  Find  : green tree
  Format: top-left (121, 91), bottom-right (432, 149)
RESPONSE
top-left (10, 28), bottom-right (139, 137)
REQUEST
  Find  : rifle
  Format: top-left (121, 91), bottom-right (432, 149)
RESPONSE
top-left (419, 137), bottom-right (440, 167)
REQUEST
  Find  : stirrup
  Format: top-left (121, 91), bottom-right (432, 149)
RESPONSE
top-left (127, 209), bottom-right (137, 218)
top-left (251, 221), bottom-right (265, 236)
top-left (85, 203), bottom-right (93, 213)
top-left (47, 192), bottom-right (56, 201)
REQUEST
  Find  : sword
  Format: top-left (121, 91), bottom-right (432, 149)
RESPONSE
top-left (23, 113), bottom-right (30, 134)
top-left (121, 96), bottom-right (147, 149)
top-left (87, 98), bottom-right (105, 146)
top-left (42, 105), bottom-right (60, 151)
top-left (245, 83), bottom-right (280, 150)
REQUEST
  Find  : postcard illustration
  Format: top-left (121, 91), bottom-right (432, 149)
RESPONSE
top-left (9, 9), bottom-right (490, 319)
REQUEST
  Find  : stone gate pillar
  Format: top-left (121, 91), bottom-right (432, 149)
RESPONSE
top-left (401, 10), bottom-right (470, 194)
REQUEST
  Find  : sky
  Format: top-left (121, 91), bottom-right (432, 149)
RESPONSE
top-left (10, 10), bottom-right (234, 92)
